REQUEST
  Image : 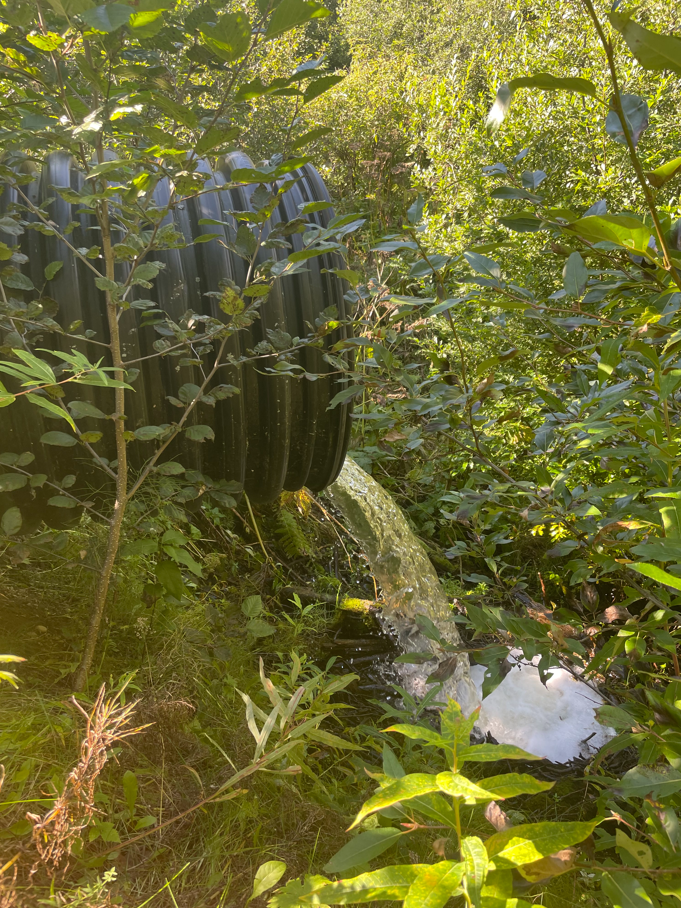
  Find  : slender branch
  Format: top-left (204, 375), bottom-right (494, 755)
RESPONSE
top-left (581, 0), bottom-right (681, 290)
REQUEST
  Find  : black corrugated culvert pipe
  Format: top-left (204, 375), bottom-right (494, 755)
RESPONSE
top-left (0, 152), bottom-right (352, 529)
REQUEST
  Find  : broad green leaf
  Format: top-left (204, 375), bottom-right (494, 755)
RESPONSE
top-left (68, 399), bottom-right (107, 420)
top-left (601, 870), bottom-right (654, 908)
top-left (81, 3), bottom-right (133, 32)
top-left (0, 474), bottom-right (28, 492)
top-left (134, 425), bottom-right (166, 442)
top-left (629, 562), bottom-right (681, 592)
top-left (40, 431), bottom-right (77, 447)
top-left (563, 251), bottom-right (588, 297)
top-left (436, 772), bottom-right (496, 804)
top-left (304, 75), bottom-right (344, 104)
top-left (44, 261), bottom-right (63, 280)
top-left (487, 74), bottom-right (596, 130)
top-left (385, 724), bottom-right (445, 747)
top-left (27, 394), bottom-right (76, 429)
top-left (646, 156), bottom-right (681, 188)
top-left (195, 125), bottom-right (240, 155)
top-left (317, 865), bottom-right (428, 904)
top-left (242, 596), bottom-right (263, 617)
top-left (155, 560), bottom-right (184, 600)
top-left (484, 820), bottom-right (598, 869)
top-left (47, 496), bottom-right (78, 508)
top-left (615, 830), bottom-right (652, 870)
top-left (464, 251), bottom-right (500, 279)
top-left (568, 215), bottom-right (653, 257)
top-left (120, 539), bottom-right (159, 557)
top-left (246, 618), bottom-right (277, 637)
top-left (403, 861), bottom-right (464, 908)
top-left (0, 381), bottom-right (15, 407)
top-left (1, 507), bottom-right (21, 536)
top-left (324, 828), bottom-right (406, 874)
top-left (185, 424), bottom-right (215, 443)
top-left (462, 837), bottom-right (488, 908)
top-left (163, 545), bottom-right (203, 577)
top-left (200, 12), bottom-right (251, 63)
top-left (349, 775), bottom-right (440, 828)
top-left (382, 744), bottom-right (405, 778)
top-left (265, 0), bottom-right (331, 41)
top-left (457, 744), bottom-right (541, 763)
top-left (122, 770), bottom-right (138, 818)
top-left (598, 338), bottom-right (621, 386)
top-left (609, 11), bottom-right (681, 75)
top-left (615, 765), bottom-right (681, 800)
top-left (249, 861), bottom-right (287, 902)
top-left (291, 127), bottom-right (333, 150)
top-left (477, 774), bottom-right (554, 799)
top-left (605, 94), bottom-right (649, 148)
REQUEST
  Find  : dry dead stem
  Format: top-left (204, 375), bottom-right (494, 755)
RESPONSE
top-left (27, 684), bottom-right (147, 875)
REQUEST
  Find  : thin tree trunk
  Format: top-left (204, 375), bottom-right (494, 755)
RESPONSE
top-left (73, 190), bottom-right (128, 691)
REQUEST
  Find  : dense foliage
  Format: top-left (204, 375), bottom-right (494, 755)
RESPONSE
top-left (1, 0), bottom-right (681, 906)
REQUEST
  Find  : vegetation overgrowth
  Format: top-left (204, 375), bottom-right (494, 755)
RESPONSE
top-left (1, 0), bottom-right (681, 905)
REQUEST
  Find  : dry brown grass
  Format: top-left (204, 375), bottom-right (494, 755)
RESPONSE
top-left (26, 684), bottom-right (147, 876)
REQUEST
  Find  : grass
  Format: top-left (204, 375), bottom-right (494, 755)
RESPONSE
top-left (0, 499), bottom-right (368, 906)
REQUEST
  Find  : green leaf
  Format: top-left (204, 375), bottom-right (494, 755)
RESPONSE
top-left (456, 744), bottom-right (542, 763)
top-left (598, 338), bottom-right (621, 386)
top-left (122, 770), bottom-right (138, 818)
top-left (155, 560), bottom-right (185, 600)
top-left (609, 11), bottom-right (681, 76)
top-left (484, 820), bottom-right (598, 869)
top-left (81, 3), bottom-right (133, 32)
top-left (324, 828), bottom-right (406, 874)
top-left (317, 865), bottom-right (427, 904)
top-left (304, 75), bottom-right (344, 104)
top-left (249, 861), bottom-right (287, 903)
top-left (185, 425), bottom-right (215, 443)
top-left (134, 425), bottom-right (166, 442)
top-left (403, 861), bottom-right (464, 908)
top-left (382, 744), bottom-right (405, 778)
top-left (1, 507), bottom-right (21, 536)
top-left (629, 562), bottom-right (681, 592)
top-left (487, 75), bottom-right (596, 130)
top-left (246, 618), bottom-right (277, 637)
top-left (568, 215), bottom-right (653, 258)
top-left (27, 394), bottom-right (76, 430)
top-left (349, 775), bottom-right (440, 829)
top-left (464, 251), bottom-right (500, 279)
top-left (265, 0), bottom-right (331, 41)
top-left (462, 837), bottom-right (488, 908)
top-left (646, 156), bottom-right (681, 188)
top-left (195, 125), bottom-right (240, 155)
top-left (0, 381), bottom-right (16, 408)
top-left (120, 539), bottom-right (159, 557)
top-left (291, 127), bottom-right (332, 150)
top-left (563, 251), bottom-right (588, 297)
top-left (200, 12), bottom-right (251, 63)
top-left (601, 871), bottom-right (654, 908)
top-left (68, 400), bottom-right (108, 420)
top-left (0, 474), bottom-right (27, 492)
top-left (615, 765), bottom-right (681, 800)
top-left (393, 652), bottom-right (437, 665)
top-left (242, 596), bottom-right (263, 617)
top-left (40, 431), bottom-right (77, 447)
top-left (477, 774), bottom-right (555, 799)
top-left (436, 772), bottom-right (497, 805)
top-left (606, 94), bottom-right (649, 148)
top-left (162, 545), bottom-right (203, 577)
top-left (44, 261), bottom-right (64, 281)
top-left (47, 496), bottom-right (78, 508)
top-left (385, 724), bottom-right (444, 746)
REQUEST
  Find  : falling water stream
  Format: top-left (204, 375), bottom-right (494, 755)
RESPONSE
top-left (325, 457), bottom-right (615, 764)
